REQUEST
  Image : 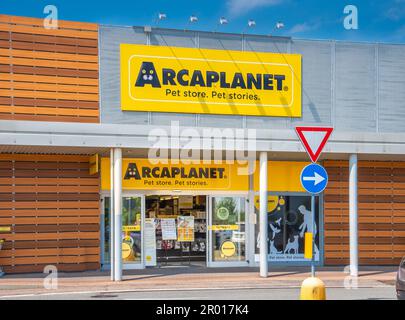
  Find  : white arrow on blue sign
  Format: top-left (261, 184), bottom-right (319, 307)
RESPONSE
top-left (300, 163), bottom-right (328, 194)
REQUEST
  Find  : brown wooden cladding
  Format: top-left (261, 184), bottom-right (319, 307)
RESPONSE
top-left (0, 15), bottom-right (99, 123)
top-left (324, 160), bottom-right (405, 266)
top-left (0, 154), bottom-right (100, 273)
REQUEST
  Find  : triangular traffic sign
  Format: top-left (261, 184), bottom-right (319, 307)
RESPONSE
top-left (295, 126), bottom-right (333, 163)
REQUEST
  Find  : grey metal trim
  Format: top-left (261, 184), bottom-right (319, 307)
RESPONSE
top-left (331, 40), bottom-right (336, 127)
top-left (375, 44), bottom-right (380, 133)
top-left (98, 24), bottom-right (405, 46)
top-left (2, 120), bottom-right (405, 155)
top-left (97, 27), bottom-right (103, 127)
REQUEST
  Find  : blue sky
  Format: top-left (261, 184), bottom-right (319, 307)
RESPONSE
top-left (1, 0), bottom-right (405, 43)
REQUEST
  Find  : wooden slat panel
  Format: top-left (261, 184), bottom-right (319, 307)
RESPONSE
top-left (3, 247), bottom-right (100, 257)
top-left (0, 14), bottom-right (98, 31)
top-left (13, 224), bottom-right (100, 233)
top-left (0, 177), bottom-right (99, 185)
top-left (325, 251), bottom-right (396, 258)
top-left (2, 262), bottom-right (100, 274)
top-left (0, 255), bottom-right (99, 265)
top-left (0, 105), bottom-right (99, 117)
top-left (14, 160), bottom-right (91, 168)
top-left (3, 185), bottom-right (99, 192)
top-left (326, 244), bottom-right (397, 251)
top-left (11, 239), bottom-right (99, 249)
top-left (0, 73), bottom-right (99, 86)
top-left (0, 113), bottom-right (99, 123)
top-left (9, 32), bottom-right (98, 48)
top-left (0, 56), bottom-right (98, 70)
top-left (8, 97), bottom-right (98, 109)
top-left (0, 208), bottom-right (100, 217)
top-left (0, 216), bottom-right (100, 225)
top-left (0, 154), bottom-right (100, 273)
top-left (7, 40), bottom-right (98, 55)
top-left (6, 232), bottom-right (99, 241)
top-left (0, 81), bottom-right (98, 94)
top-left (2, 64), bottom-right (98, 78)
top-left (0, 14), bottom-right (99, 123)
top-left (0, 48), bottom-right (98, 62)
top-left (0, 22), bottom-right (98, 40)
top-left (325, 216), bottom-right (390, 223)
top-left (0, 201), bottom-right (98, 209)
top-left (0, 154), bottom-right (90, 162)
top-left (324, 160), bottom-right (405, 266)
top-left (0, 89), bottom-right (98, 101)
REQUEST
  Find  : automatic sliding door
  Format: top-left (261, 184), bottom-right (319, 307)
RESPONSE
top-left (208, 196), bottom-right (248, 267)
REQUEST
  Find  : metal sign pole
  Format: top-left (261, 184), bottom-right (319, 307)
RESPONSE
top-left (311, 194), bottom-right (315, 277)
top-left (295, 126), bottom-right (333, 299)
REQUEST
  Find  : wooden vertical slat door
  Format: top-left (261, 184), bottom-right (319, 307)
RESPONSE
top-left (0, 154), bottom-right (100, 273)
top-left (324, 160), bottom-right (405, 266)
top-left (0, 15), bottom-right (99, 123)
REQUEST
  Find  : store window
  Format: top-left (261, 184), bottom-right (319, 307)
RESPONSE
top-left (102, 196), bottom-right (143, 265)
top-left (254, 195), bottom-right (320, 262)
top-left (211, 196), bottom-right (246, 262)
top-left (122, 196), bottom-right (142, 264)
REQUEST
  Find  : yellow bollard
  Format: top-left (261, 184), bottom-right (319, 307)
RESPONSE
top-left (300, 277), bottom-right (326, 300)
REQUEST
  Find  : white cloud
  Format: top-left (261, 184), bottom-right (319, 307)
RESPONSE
top-left (288, 21), bottom-right (320, 34)
top-left (384, 0), bottom-right (405, 21)
top-left (226, 0), bottom-right (283, 17)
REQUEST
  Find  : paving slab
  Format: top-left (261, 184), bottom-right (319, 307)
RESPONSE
top-left (0, 266), bottom-right (398, 298)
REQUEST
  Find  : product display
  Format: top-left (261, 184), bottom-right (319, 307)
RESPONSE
top-left (145, 195), bottom-right (207, 263)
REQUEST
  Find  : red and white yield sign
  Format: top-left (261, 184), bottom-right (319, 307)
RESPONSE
top-left (295, 127), bottom-right (334, 163)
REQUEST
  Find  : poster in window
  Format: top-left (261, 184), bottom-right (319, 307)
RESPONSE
top-left (161, 218), bottom-right (177, 240)
top-left (177, 216), bottom-right (195, 242)
top-left (255, 195), bottom-right (320, 262)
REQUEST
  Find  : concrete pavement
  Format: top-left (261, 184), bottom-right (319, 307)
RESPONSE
top-left (0, 265), bottom-right (398, 300)
top-left (1, 287), bottom-right (397, 300)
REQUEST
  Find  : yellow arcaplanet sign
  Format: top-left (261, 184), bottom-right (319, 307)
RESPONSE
top-left (101, 158), bottom-right (249, 191)
top-left (122, 225), bottom-right (141, 232)
top-left (253, 161), bottom-right (311, 192)
top-left (209, 225), bottom-right (239, 231)
top-left (120, 44), bottom-right (302, 117)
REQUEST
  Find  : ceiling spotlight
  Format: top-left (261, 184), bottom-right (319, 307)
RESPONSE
top-left (190, 15), bottom-right (198, 23)
top-left (275, 21), bottom-right (285, 29)
top-left (248, 19), bottom-right (256, 27)
top-left (219, 17), bottom-right (228, 25)
top-left (158, 12), bottom-right (167, 20)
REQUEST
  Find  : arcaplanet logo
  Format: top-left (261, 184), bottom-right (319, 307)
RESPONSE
top-left (124, 163), bottom-right (227, 180)
top-left (120, 44), bottom-right (302, 117)
top-left (135, 61), bottom-right (287, 92)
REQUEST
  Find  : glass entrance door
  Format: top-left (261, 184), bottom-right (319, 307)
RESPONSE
top-left (102, 195), bottom-right (145, 269)
top-left (207, 196), bottom-right (248, 267)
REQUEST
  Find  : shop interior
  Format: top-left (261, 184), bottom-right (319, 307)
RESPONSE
top-left (145, 195), bottom-right (207, 265)
top-left (104, 194), bottom-right (247, 269)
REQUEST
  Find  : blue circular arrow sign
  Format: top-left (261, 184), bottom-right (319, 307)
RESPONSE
top-left (300, 163), bottom-right (328, 194)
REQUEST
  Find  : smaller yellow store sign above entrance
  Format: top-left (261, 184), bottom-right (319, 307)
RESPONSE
top-left (120, 44), bottom-right (302, 117)
top-left (101, 158), bottom-right (248, 191)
